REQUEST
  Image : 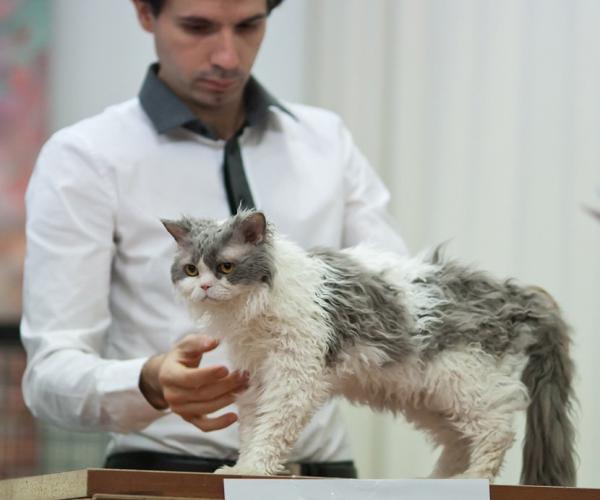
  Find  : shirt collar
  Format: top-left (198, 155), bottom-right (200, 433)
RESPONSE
top-left (139, 63), bottom-right (296, 139)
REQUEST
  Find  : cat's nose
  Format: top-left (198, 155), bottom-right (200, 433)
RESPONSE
top-left (201, 283), bottom-right (212, 291)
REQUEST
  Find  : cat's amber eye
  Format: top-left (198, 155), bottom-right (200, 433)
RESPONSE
top-left (183, 264), bottom-right (199, 277)
top-left (217, 262), bottom-right (235, 274)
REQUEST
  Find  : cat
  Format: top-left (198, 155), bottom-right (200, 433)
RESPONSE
top-left (162, 210), bottom-right (576, 485)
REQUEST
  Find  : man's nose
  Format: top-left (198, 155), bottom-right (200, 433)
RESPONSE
top-left (211, 30), bottom-right (240, 71)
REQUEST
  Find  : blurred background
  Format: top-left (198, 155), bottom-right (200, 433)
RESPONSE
top-left (1, 0), bottom-right (599, 487)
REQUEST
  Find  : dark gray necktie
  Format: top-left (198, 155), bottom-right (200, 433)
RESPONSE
top-left (223, 135), bottom-right (255, 214)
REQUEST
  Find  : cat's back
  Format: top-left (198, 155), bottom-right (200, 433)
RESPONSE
top-left (311, 244), bottom-right (440, 289)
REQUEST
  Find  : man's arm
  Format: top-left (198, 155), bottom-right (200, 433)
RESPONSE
top-left (21, 130), bottom-right (165, 431)
top-left (338, 125), bottom-right (409, 254)
top-left (21, 131), bottom-right (244, 432)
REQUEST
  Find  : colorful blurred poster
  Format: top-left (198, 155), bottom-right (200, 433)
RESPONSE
top-left (0, 0), bottom-right (49, 323)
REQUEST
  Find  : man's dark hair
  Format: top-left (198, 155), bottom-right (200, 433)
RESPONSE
top-left (141, 0), bottom-right (284, 16)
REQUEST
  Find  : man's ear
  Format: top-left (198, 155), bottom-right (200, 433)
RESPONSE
top-left (131, 0), bottom-right (156, 34)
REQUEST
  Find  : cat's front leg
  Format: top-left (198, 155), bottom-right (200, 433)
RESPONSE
top-left (218, 352), bottom-right (331, 476)
top-left (213, 383), bottom-right (260, 475)
top-left (235, 383), bottom-right (260, 451)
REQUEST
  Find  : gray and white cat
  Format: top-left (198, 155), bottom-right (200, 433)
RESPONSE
top-left (162, 210), bottom-right (576, 485)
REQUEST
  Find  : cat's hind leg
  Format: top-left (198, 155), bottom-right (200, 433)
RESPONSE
top-left (404, 408), bottom-right (470, 478)
top-left (444, 379), bottom-right (525, 481)
top-left (451, 410), bottom-right (516, 481)
top-left (431, 430), bottom-right (471, 479)
top-left (422, 351), bottom-right (528, 482)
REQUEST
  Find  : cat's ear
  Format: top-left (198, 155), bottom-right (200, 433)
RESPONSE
top-left (161, 219), bottom-right (191, 246)
top-left (234, 211), bottom-right (267, 245)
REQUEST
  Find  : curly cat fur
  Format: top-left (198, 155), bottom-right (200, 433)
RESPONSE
top-left (163, 210), bottom-right (576, 485)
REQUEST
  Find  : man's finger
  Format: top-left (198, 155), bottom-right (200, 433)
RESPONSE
top-left (193, 371), bottom-right (249, 400)
top-left (162, 371), bottom-right (248, 406)
top-left (191, 412), bottom-right (239, 432)
top-left (161, 363), bottom-right (233, 390)
top-left (172, 392), bottom-right (237, 417)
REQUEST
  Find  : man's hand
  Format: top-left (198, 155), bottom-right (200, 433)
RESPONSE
top-left (139, 334), bottom-right (248, 432)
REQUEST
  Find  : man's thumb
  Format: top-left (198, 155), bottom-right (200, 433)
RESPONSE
top-left (176, 334), bottom-right (219, 367)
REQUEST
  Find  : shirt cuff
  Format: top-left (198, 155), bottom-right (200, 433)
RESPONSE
top-left (97, 357), bottom-right (169, 432)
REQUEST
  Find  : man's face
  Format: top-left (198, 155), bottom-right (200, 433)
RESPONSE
top-left (134, 0), bottom-right (268, 113)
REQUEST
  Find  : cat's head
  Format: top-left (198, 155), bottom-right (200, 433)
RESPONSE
top-left (162, 210), bottom-right (274, 307)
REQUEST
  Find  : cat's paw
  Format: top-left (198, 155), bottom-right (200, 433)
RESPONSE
top-left (453, 471), bottom-right (497, 482)
top-left (214, 464), bottom-right (270, 476)
top-left (214, 465), bottom-right (237, 475)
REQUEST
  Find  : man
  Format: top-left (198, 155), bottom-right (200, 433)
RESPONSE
top-left (21, 0), bottom-right (407, 477)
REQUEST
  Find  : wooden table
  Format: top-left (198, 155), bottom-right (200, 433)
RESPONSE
top-left (1, 469), bottom-right (598, 500)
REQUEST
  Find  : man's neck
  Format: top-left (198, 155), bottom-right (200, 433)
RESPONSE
top-left (189, 98), bottom-right (246, 141)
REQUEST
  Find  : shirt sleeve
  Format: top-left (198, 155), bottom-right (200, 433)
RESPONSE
top-left (339, 124), bottom-right (409, 255)
top-left (21, 130), bottom-right (166, 432)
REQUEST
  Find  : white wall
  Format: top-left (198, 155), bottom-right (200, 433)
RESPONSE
top-left (49, 0), bottom-right (308, 131)
top-left (49, 1), bottom-right (153, 131)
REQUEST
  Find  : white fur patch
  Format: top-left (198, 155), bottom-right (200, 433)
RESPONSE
top-left (220, 243), bottom-right (254, 263)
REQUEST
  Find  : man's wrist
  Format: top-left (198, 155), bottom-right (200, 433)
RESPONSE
top-left (139, 354), bottom-right (168, 410)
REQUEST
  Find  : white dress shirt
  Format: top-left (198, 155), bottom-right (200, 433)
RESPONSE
top-left (21, 73), bottom-right (407, 462)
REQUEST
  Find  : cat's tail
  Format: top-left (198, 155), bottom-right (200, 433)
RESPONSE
top-left (520, 289), bottom-right (577, 486)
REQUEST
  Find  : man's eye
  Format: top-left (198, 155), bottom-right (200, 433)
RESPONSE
top-left (184, 264), bottom-right (199, 276)
top-left (217, 262), bottom-right (235, 274)
top-left (180, 22), bottom-right (213, 34)
top-left (237, 22), bottom-right (258, 32)
top-left (236, 17), bottom-right (265, 33)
